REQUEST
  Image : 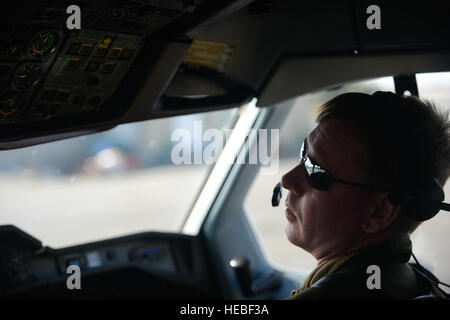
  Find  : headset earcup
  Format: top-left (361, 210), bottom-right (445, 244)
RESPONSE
top-left (387, 192), bottom-right (426, 221)
top-left (403, 178), bottom-right (445, 221)
top-left (402, 198), bottom-right (428, 222)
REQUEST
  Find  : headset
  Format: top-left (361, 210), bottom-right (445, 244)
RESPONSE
top-left (272, 91), bottom-right (450, 221)
top-left (387, 176), bottom-right (450, 221)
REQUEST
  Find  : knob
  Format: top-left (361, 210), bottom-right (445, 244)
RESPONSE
top-left (230, 256), bottom-right (253, 296)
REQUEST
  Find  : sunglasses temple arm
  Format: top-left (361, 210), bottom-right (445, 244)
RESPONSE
top-left (333, 178), bottom-right (387, 192)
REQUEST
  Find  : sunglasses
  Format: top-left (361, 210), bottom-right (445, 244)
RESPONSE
top-left (300, 138), bottom-right (383, 192)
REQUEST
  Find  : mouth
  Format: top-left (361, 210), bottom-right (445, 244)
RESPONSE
top-left (285, 206), bottom-right (298, 223)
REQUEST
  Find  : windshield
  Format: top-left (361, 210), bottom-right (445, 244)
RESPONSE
top-left (0, 108), bottom-right (239, 248)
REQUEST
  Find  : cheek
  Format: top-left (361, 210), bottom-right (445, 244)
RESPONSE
top-left (298, 194), bottom-right (330, 237)
top-left (303, 201), bottom-right (332, 236)
top-left (322, 191), bottom-right (370, 232)
top-left (337, 192), bottom-right (372, 220)
top-left (304, 191), bottom-right (361, 233)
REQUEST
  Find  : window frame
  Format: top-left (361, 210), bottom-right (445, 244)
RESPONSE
top-left (199, 100), bottom-right (305, 299)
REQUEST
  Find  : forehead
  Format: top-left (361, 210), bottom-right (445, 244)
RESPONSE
top-left (307, 120), bottom-right (367, 180)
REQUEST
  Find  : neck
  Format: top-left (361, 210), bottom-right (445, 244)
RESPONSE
top-left (314, 232), bottom-right (393, 265)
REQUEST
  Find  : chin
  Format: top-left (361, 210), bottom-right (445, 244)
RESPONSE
top-left (285, 225), bottom-right (303, 248)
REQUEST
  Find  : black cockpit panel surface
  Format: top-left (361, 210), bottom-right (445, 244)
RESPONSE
top-left (0, 225), bottom-right (220, 299)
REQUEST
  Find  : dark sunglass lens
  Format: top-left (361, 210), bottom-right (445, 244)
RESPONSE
top-left (309, 172), bottom-right (333, 191)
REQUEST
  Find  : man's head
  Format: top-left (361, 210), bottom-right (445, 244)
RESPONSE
top-left (281, 91), bottom-right (450, 262)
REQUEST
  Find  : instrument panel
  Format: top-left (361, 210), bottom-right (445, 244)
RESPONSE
top-left (1, 28), bottom-right (143, 126)
top-left (0, 225), bottom-right (219, 299)
top-left (55, 239), bottom-right (176, 275)
top-left (0, 0), bottom-right (217, 145)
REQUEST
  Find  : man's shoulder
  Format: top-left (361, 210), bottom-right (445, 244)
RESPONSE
top-left (287, 235), bottom-right (423, 300)
top-left (288, 261), bottom-right (423, 300)
top-left (287, 271), bottom-right (395, 300)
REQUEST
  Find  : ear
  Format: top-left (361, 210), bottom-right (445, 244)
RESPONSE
top-left (362, 193), bottom-right (402, 233)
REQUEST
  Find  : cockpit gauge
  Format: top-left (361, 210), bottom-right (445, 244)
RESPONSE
top-left (0, 92), bottom-right (24, 120)
top-left (12, 63), bottom-right (42, 90)
top-left (28, 31), bottom-right (58, 57)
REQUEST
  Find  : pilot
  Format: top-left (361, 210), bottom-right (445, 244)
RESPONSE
top-left (281, 91), bottom-right (450, 299)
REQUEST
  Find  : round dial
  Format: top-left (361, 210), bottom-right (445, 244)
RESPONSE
top-left (0, 92), bottom-right (24, 119)
top-left (12, 63), bottom-right (42, 90)
top-left (29, 31), bottom-right (58, 57)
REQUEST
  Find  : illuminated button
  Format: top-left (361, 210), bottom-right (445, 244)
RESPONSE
top-left (78, 44), bottom-right (93, 56)
top-left (85, 61), bottom-right (100, 72)
top-left (64, 58), bottom-right (81, 71)
top-left (66, 43), bottom-right (80, 55)
top-left (55, 90), bottom-right (70, 102)
top-left (120, 49), bottom-right (134, 60)
top-left (108, 47), bottom-right (123, 59)
top-left (101, 36), bottom-right (114, 46)
top-left (86, 251), bottom-right (102, 268)
top-left (93, 45), bottom-right (108, 57)
top-left (100, 61), bottom-right (117, 73)
top-left (41, 89), bottom-right (57, 101)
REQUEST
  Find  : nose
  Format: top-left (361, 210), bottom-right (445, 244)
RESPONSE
top-left (281, 162), bottom-right (307, 197)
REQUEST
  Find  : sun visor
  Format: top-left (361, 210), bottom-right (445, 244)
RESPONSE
top-left (256, 50), bottom-right (450, 107)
